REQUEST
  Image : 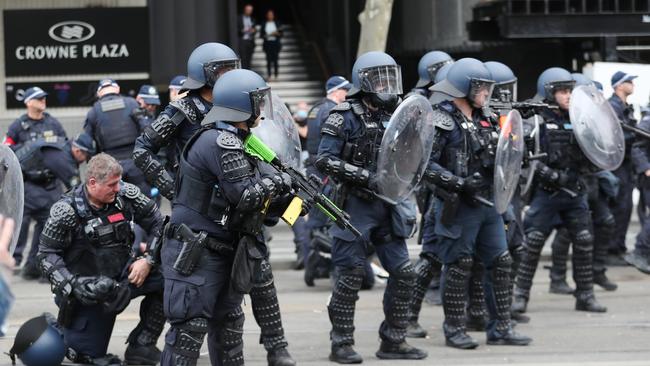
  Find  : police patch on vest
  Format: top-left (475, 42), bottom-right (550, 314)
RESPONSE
top-left (100, 98), bottom-right (126, 112)
top-left (322, 113), bottom-right (344, 137)
top-left (217, 132), bottom-right (243, 150)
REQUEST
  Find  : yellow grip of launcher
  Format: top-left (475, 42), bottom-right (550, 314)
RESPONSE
top-left (281, 196), bottom-right (304, 226)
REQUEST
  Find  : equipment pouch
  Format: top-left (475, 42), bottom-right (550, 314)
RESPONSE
top-left (231, 235), bottom-right (264, 294)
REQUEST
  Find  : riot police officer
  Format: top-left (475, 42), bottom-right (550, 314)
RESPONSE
top-left (161, 69), bottom-right (296, 366)
top-left (303, 75), bottom-right (351, 286)
top-left (423, 58), bottom-right (531, 349)
top-left (12, 133), bottom-right (94, 280)
top-left (135, 84), bottom-right (161, 120)
top-left (38, 153), bottom-right (166, 365)
top-left (608, 71), bottom-right (638, 264)
top-left (411, 50), bottom-right (453, 95)
top-left (548, 73), bottom-right (619, 293)
top-left (133, 42), bottom-right (240, 200)
top-left (512, 67), bottom-right (607, 314)
top-left (168, 75), bottom-right (188, 102)
top-left (628, 102), bottom-right (650, 273)
top-left (5, 86), bottom-right (67, 276)
top-left (84, 79), bottom-right (151, 195)
top-left (316, 51), bottom-right (427, 362)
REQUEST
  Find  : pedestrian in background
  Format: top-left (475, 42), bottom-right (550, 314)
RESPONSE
top-left (261, 9), bottom-right (282, 81)
top-left (238, 4), bottom-right (257, 69)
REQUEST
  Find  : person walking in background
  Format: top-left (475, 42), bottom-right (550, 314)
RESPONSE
top-left (261, 9), bottom-right (282, 81)
top-left (238, 4), bottom-right (257, 70)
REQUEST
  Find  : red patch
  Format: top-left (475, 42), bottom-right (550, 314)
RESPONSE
top-left (480, 120), bottom-right (491, 128)
top-left (3, 136), bottom-right (15, 146)
top-left (107, 213), bottom-right (125, 223)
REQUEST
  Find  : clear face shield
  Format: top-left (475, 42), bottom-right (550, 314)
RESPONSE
top-left (358, 65), bottom-right (403, 95)
top-left (250, 87), bottom-right (273, 127)
top-left (544, 80), bottom-right (575, 103)
top-left (492, 81), bottom-right (517, 103)
top-left (468, 78), bottom-right (496, 108)
top-left (426, 60), bottom-right (453, 83)
top-left (203, 58), bottom-right (241, 87)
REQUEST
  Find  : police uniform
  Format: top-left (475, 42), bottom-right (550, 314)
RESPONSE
top-left (38, 182), bottom-right (165, 364)
top-left (13, 137), bottom-right (79, 275)
top-left (608, 93), bottom-right (637, 256)
top-left (514, 107), bottom-right (606, 312)
top-left (133, 90), bottom-right (212, 200)
top-left (424, 100), bottom-right (520, 346)
top-left (629, 113), bottom-right (650, 271)
top-left (316, 98), bottom-right (423, 357)
top-left (6, 113), bottom-right (67, 268)
top-left (84, 92), bottom-right (150, 195)
top-left (161, 122), bottom-right (293, 366)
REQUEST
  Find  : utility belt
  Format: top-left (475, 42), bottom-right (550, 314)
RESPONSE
top-left (166, 223), bottom-right (235, 276)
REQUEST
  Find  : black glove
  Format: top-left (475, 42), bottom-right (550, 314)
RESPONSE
top-left (72, 276), bottom-right (117, 306)
top-left (156, 173), bottom-right (175, 200)
top-left (461, 173), bottom-right (485, 196)
top-left (536, 165), bottom-right (569, 191)
top-left (368, 173), bottom-right (380, 192)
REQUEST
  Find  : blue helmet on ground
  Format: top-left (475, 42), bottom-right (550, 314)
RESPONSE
top-left (536, 67), bottom-right (575, 102)
top-left (183, 42), bottom-right (241, 90)
top-left (349, 51), bottom-right (403, 97)
top-left (485, 61), bottom-right (518, 102)
top-left (415, 51), bottom-right (453, 88)
top-left (430, 58), bottom-right (495, 107)
top-left (571, 73), bottom-right (594, 87)
top-left (9, 314), bottom-right (65, 366)
top-left (203, 69), bottom-right (272, 127)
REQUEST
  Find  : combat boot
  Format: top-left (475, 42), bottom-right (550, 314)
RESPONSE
top-left (511, 295), bottom-right (528, 314)
top-left (267, 346), bottom-right (296, 366)
top-left (549, 278), bottom-right (574, 294)
top-left (625, 251), bottom-right (650, 274)
top-left (593, 271), bottom-right (617, 291)
top-left (329, 345), bottom-right (362, 364)
top-left (376, 340), bottom-right (428, 360)
top-left (124, 344), bottom-right (161, 365)
top-left (487, 329), bottom-right (532, 346)
top-left (575, 292), bottom-right (607, 313)
top-left (406, 320), bottom-right (427, 338)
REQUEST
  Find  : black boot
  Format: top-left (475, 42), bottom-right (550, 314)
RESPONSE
top-left (485, 253), bottom-right (532, 346)
top-left (67, 349), bottom-right (124, 366)
top-left (549, 278), bottom-right (575, 294)
top-left (328, 269), bottom-right (363, 364)
top-left (376, 340), bottom-right (428, 360)
top-left (625, 251), bottom-right (650, 274)
top-left (268, 346), bottom-right (297, 366)
top-left (406, 255), bottom-right (437, 338)
top-left (575, 291), bottom-right (607, 312)
top-left (329, 345), bottom-right (362, 364)
top-left (593, 270), bottom-right (617, 291)
top-left (443, 257), bottom-right (479, 350)
top-left (250, 260), bottom-right (293, 361)
top-left (124, 344), bottom-right (161, 365)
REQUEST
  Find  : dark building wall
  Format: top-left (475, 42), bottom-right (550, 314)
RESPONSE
top-left (148, 0), bottom-right (234, 85)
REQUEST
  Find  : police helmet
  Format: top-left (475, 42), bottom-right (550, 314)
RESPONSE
top-left (184, 43), bottom-right (241, 90)
top-left (415, 51), bottom-right (453, 88)
top-left (485, 61), bottom-right (518, 102)
top-left (203, 69), bottom-right (272, 127)
top-left (430, 58), bottom-right (495, 107)
top-left (428, 62), bottom-right (455, 105)
top-left (9, 314), bottom-right (65, 366)
top-left (536, 67), bottom-right (575, 103)
top-left (349, 51), bottom-right (403, 97)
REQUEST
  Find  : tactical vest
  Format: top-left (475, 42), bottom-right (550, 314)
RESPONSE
top-left (93, 94), bottom-right (140, 160)
top-left (439, 103), bottom-right (500, 179)
top-left (63, 185), bottom-right (134, 279)
top-left (15, 136), bottom-right (67, 186)
top-left (340, 100), bottom-right (385, 172)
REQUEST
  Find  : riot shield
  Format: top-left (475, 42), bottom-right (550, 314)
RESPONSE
top-left (251, 92), bottom-right (302, 168)
top-left (376, 94), bottom-right (436, 202)
top-left (569, 85), bottom-right (625, 171)
top-left (494, 110), bottom-right (524, 214)
top-left (0, 144), bottom-right (24, 255)
top-left (521, 114), bottom-right (541, 197)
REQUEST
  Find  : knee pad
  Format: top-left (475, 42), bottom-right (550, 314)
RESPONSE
top-left (492, 252), bottom-right (513, 280)
top-left (573, 229), bottom-right (594, 253)
top-left (602, 214), bottom-right (616, 228)
top-left (220, 308), bottom-right (245, 353)
top-left (253, 258), bottom-right (274, 287)
top-left (525, 230), bottom-right (547, 252)
top-left (446, 256), bottom-right (473, 283)
top-left (169, 317), bottom-right (208, 359)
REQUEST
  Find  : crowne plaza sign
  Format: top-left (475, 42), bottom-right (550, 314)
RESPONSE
top-left (4, 7), bottom-right (149, 76)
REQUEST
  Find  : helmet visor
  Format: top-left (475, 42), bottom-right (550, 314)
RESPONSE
top-left (468, 78), bottom-right (495, 108)
top-left (250, 87), bottom-right (273, 122)
top-left (545, 80), bottom-right (575, 101)
top-left (358, 65), bottom-right (403, 95)
top-left (203, 58), bottom-right (241, 87)
top-left (492, 81), bottom-right (518, 103)
top-left (426, 60), bottom-right (453, 83)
